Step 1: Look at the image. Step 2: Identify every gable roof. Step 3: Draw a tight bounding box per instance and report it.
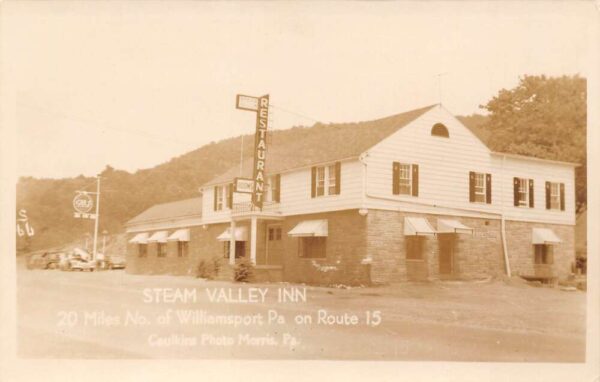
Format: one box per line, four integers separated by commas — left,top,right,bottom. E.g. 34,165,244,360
204,104,438,186
127,197,202,225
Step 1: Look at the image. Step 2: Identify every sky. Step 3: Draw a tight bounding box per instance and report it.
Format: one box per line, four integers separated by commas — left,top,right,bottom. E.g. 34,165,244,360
2,1,595,179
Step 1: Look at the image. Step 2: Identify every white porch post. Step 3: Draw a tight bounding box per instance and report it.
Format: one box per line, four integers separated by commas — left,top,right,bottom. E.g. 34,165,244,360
229,220,236,265
250,216,257,265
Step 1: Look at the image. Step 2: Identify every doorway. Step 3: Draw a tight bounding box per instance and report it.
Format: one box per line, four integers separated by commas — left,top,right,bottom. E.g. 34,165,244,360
265,224,283,265
438,233,456,276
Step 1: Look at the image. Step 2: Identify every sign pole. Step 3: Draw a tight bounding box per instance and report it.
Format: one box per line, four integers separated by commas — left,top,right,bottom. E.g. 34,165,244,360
92,176,101,263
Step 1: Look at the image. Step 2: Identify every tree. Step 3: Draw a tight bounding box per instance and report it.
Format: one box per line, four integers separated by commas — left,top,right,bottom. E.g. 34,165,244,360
480,75,586,210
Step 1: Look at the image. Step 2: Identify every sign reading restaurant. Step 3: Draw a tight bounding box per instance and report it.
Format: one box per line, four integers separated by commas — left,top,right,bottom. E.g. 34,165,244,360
236,94,270,209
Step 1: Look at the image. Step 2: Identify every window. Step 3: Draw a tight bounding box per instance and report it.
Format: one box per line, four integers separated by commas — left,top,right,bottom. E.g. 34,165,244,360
214,185,225,211
473,173,486,203
266,175,280,202
398,164,412,195
223,241,245,259
156,243,166,257
431,123,449,138
406,236,424,260
392,162,419,196
312,163,340,197
138,244,147,257
550,183,560,210
298,237,326,258
534,244,553,265
268,227,282,241
517,178,529,206
177,241,188,257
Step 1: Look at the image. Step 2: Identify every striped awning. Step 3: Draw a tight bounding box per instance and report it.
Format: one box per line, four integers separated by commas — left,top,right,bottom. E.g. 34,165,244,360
437,219,473,235
404,217,436,236
288,220,328,237
129,232,149,244
147,231,168,243
532,228,562,245
217,227,248,241
168,229,190,242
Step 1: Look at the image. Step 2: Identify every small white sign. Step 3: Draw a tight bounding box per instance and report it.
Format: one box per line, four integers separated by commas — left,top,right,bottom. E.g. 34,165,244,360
236,95,259,111
234,177,254,194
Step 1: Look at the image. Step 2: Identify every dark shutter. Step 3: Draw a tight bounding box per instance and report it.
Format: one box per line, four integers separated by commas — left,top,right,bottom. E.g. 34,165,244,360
528,179,534,208
392,162,400,195
513,177,519,207
213,186,218,211
411,164,419,197
485,173,492,204
227,183,233,209
560,183,565,211
310,167,317,198
545,181,551,210
335,161,341,195
468,171,475,202
273,174,281,202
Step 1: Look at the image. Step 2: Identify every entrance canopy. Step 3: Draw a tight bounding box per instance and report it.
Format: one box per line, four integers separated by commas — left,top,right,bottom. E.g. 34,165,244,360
532,228,562,245
129,232,149,244
404,217,436,236
288,219,328,237
217,227,248,241
437,219,474,235
147,231,168,243
168,229,190,242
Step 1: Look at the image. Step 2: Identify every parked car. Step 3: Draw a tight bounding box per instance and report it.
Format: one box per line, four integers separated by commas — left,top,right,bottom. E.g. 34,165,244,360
27,251,63,270
106,254,126,270
59,248,96,272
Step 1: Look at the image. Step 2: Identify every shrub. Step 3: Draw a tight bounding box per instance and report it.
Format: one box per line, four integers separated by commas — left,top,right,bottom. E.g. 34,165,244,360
234,259,255,282
196,259,216,279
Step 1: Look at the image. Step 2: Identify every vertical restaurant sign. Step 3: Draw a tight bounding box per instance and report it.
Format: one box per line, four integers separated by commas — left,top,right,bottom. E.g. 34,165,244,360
236,94,269,209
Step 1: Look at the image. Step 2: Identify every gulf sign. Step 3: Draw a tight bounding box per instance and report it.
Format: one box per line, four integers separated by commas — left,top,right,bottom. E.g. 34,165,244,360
236,94,269,209
73,192,94,213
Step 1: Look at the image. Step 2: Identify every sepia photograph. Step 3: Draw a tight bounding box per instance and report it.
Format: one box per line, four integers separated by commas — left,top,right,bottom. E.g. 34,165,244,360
1,1,598,381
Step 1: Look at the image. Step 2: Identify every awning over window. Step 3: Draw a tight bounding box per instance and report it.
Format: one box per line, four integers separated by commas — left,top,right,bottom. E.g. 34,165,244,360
404,217,436,236
288,219,328,237
129,232,149,244
168,229,190,242
437,219,474,235
532,228,562,245
217,227,248,241
147,231,168,243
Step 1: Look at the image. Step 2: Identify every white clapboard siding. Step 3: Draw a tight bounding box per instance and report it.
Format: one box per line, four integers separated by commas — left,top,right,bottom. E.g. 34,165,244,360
200,159,363,222
278,159,363,216
364,105,575,225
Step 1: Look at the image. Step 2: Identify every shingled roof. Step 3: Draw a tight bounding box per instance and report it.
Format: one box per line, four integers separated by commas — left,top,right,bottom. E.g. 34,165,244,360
204,104,438,186
127,197,202,225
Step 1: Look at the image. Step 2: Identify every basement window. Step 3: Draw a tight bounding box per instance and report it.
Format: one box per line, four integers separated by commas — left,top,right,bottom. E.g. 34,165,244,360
298,237,326,259
534,244,553,265
406,236,425,260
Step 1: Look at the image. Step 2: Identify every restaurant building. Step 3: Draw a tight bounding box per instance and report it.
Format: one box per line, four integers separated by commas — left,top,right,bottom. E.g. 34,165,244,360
126,104,577,285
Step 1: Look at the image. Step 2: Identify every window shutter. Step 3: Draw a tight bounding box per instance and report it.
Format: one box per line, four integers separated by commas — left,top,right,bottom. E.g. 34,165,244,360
513,177,519,207
545,181,551,210
274,174,281,202
335,161,341,195
310,167,317,198
393,162,400,195
213,186,218,211
411,164,419,197
560,183,565,211
469,171,475,202
227,183,233,209
485,174,492,204
528,179,534,208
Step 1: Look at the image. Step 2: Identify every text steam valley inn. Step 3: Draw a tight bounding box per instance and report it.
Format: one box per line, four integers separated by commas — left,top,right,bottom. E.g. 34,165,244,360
126,104,577,285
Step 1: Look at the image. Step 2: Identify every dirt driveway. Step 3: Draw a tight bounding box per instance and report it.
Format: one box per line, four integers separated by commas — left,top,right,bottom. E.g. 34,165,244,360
17,266,586,361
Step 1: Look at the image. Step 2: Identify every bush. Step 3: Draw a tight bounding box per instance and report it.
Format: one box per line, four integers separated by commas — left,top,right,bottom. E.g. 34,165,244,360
234,259,255,282
196,259,215,279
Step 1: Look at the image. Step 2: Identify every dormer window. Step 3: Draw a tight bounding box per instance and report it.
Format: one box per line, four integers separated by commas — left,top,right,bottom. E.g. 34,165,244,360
431,123,449,138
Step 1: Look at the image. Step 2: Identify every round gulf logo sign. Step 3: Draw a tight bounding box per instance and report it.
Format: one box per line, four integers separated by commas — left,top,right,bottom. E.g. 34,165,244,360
73,193,94,213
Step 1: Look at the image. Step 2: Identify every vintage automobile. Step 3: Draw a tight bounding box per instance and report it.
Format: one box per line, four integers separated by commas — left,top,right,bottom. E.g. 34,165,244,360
59,248,96,272
27,251,63,270
106,254,126,270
